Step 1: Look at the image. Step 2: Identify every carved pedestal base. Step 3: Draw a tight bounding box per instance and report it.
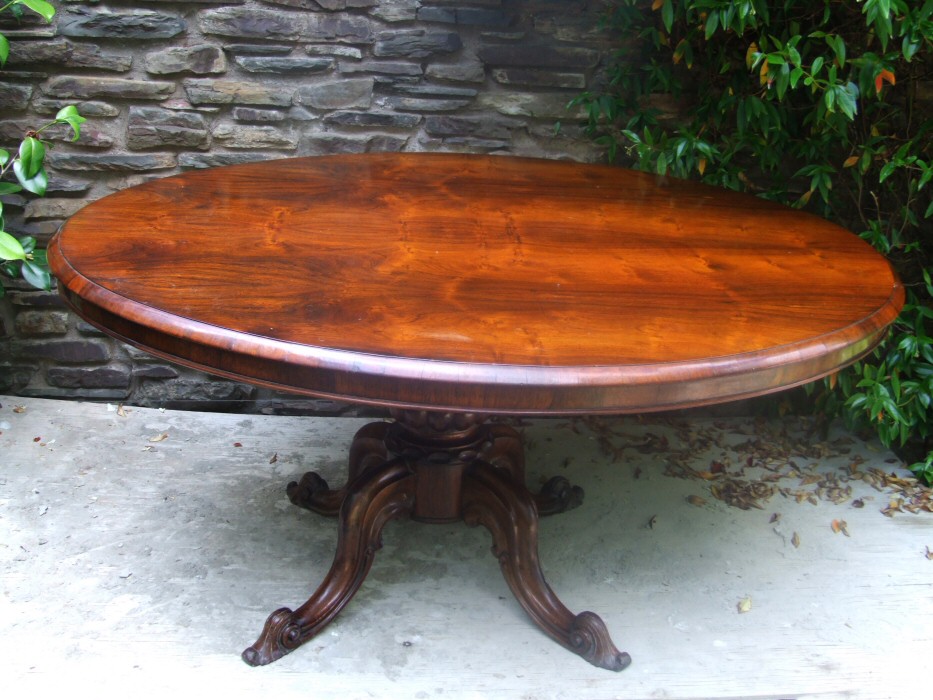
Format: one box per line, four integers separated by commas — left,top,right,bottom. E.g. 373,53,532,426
242,411,631,672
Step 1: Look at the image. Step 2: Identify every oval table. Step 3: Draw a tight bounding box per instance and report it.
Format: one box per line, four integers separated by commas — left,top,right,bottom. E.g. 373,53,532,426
48,153,903,672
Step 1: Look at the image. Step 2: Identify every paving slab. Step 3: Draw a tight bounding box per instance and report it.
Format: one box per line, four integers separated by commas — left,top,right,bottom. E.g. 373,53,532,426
1,396,930,700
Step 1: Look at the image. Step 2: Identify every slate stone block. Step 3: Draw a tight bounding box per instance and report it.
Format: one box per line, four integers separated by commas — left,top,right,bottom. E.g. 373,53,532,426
234,56,334,74
131,376,255,407
44,76,176,100
370,0,421,22
146,45,227,75
492,68,586,89
0,364,38,393
200,8,372,43
385,96,472,112
323,111,421,128
478,44,599,68
47,364,132,389
179,153,274,169
223,44,294,56
233,107,286,123
418,7,514,26
14,310,69,336
31,99,121,118
424,114,513,139
199,7,301,40
127,106,210,150
297,78,374,110
426,57,485,82
183,79,293,106
49,153,177,172
17,339,111,363
312,0,377,9
0,82,32,107
374,30,462,58
133,365,180,380
339,60,423,77
59,7,186,39
23,199,88,220
212,124,298,150
7,39,132,72
7,290,65,308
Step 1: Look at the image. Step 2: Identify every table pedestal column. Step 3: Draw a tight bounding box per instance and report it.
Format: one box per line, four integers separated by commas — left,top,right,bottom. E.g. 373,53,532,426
241,411,631,672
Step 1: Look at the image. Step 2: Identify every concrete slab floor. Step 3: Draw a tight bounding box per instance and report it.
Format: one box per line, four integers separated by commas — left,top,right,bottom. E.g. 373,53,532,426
1,396,930,700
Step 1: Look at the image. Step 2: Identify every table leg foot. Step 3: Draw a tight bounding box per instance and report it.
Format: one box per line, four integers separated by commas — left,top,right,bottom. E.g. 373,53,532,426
286,471,340,515
463,460,631,672
243,458,415,666
287,423,393,517
534,475,584,516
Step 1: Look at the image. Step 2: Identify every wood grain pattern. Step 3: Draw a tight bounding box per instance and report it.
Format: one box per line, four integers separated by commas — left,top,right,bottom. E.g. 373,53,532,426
48,153,903,413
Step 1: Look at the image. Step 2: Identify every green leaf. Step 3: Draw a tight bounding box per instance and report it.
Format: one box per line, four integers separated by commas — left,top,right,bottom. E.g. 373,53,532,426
661,0,674,34
832,35,846,67
18,136,46,179
879,160,897,183
902,36,919,61
0,230,27,262
811,56,824,75
0,33,9,68
19,235,36,255
835,83,858,120
54,105,86,141
21,259,51,291
12,161,48,196
0,182,23,195
705,11,720,40
17,0,56,23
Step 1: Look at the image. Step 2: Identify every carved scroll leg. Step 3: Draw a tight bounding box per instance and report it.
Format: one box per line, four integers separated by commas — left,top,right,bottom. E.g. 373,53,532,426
481,423,584,517
243,457,415,666
462,461,631,672
287,421,392,517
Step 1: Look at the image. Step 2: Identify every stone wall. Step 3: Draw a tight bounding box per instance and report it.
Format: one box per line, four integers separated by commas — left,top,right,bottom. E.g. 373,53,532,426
0,0,611,413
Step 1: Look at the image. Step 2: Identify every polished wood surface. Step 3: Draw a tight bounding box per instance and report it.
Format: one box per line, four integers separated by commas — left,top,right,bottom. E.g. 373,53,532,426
48,153,903,413
46,153,904,672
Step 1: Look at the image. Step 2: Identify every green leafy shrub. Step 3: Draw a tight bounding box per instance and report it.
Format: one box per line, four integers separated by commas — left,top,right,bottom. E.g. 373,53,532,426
574,0,932,482
0,0,84,296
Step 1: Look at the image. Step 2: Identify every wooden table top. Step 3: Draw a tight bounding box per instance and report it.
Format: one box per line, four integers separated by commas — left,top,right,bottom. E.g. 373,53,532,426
49,153,903,414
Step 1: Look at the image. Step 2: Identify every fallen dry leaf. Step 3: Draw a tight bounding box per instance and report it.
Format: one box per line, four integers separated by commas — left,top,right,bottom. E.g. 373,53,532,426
13,405,26,413
695,471,721,480
149,432,169,443
831,519,850,536
117,404,128,418
686,495,707,507
925,546,932,561
269,452,278,464
769,512,781,524
737,597,752,614
791,532,800,548
233,442,243,447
